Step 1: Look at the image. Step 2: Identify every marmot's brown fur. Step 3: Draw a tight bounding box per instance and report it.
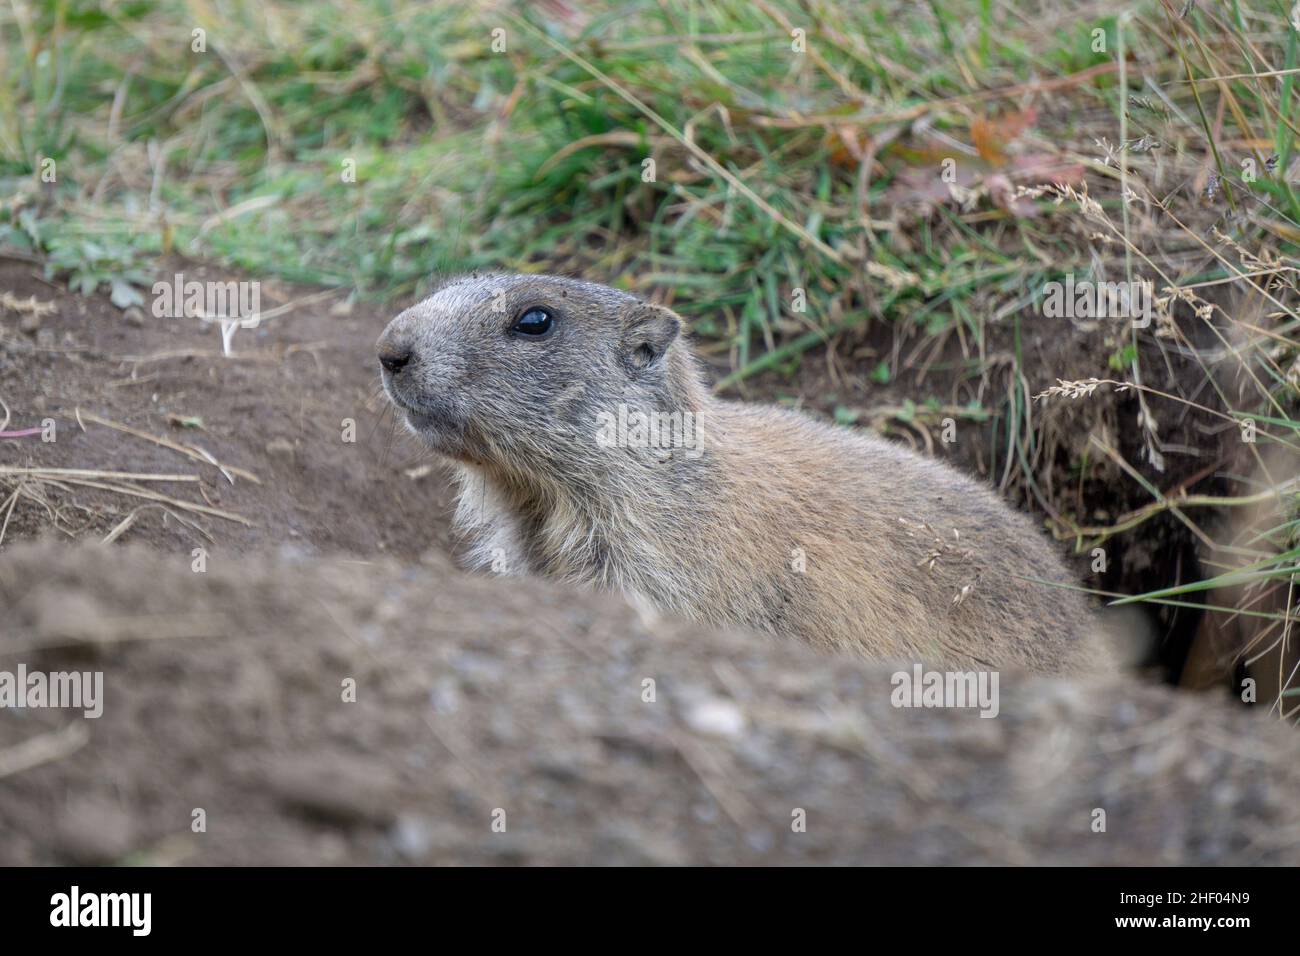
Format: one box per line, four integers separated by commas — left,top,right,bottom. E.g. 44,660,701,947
378,273,1109,673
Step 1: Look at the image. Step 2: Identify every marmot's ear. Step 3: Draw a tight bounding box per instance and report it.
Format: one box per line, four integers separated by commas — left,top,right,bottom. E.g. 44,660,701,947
621,303,681,370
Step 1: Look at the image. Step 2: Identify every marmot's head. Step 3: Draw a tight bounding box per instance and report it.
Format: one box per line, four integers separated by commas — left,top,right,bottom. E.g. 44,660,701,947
377,273,702,470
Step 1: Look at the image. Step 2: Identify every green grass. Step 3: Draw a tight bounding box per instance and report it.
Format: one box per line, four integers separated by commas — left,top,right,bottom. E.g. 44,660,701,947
3,1,1283,332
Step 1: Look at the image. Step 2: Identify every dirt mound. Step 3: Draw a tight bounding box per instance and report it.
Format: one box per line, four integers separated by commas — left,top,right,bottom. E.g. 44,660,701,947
1,540,1296,866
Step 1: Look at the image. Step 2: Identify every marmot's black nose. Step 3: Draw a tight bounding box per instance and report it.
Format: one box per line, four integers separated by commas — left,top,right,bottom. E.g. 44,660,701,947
378,346,412,373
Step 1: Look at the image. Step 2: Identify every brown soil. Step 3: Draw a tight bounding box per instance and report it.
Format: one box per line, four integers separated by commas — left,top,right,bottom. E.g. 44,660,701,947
0,258,450,559
1,259,1295,865
3,540,1298,866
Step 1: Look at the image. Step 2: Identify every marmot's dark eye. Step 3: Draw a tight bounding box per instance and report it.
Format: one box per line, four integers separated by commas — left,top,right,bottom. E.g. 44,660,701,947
510,307,555,339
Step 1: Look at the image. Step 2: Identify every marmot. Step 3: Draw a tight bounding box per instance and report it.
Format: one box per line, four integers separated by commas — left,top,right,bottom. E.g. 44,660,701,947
378,273,1108,673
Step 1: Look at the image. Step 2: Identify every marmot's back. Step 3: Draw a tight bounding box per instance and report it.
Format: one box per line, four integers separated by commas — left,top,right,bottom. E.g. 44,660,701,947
681,401,1103,672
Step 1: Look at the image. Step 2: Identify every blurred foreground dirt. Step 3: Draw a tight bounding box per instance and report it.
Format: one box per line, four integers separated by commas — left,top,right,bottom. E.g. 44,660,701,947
1,541,1295,865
